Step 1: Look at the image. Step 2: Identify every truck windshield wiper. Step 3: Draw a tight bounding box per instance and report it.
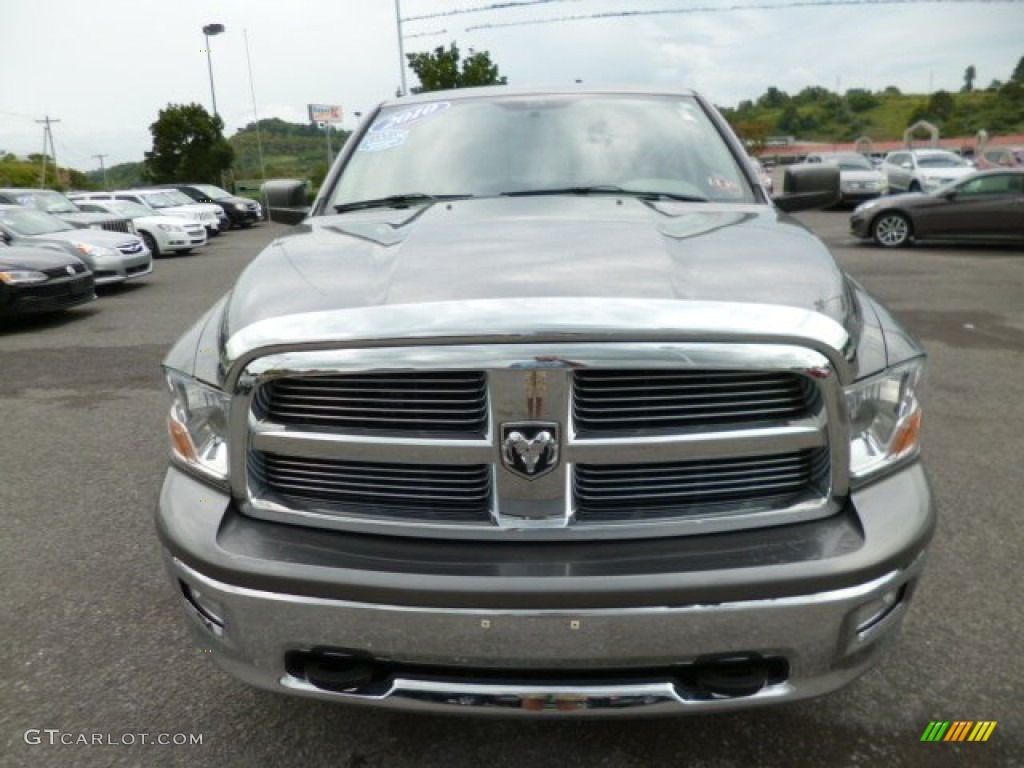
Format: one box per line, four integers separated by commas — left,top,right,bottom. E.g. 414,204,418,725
333,193,473,213
500,186,708,202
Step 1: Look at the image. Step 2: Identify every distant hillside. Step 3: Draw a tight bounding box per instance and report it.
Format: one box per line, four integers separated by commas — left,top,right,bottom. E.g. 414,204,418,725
721,78,1024,153
1,154,91,191
229,118,351,189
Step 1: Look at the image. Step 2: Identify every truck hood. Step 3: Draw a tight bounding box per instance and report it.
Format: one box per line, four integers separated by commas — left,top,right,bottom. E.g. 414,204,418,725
225,196,857,342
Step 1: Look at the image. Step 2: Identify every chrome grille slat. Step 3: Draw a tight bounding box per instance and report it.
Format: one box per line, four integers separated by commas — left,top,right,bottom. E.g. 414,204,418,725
256,451,491,521
574,370,815,432
574,449,828,520
260,372,488,435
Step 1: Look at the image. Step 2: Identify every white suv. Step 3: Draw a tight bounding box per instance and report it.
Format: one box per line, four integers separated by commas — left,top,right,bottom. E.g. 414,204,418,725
73,190,222,236
880,149,974,193
73,198,207,257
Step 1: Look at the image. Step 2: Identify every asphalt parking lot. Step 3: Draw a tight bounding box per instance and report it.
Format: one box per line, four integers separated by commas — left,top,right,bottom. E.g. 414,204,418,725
1,213,1021,768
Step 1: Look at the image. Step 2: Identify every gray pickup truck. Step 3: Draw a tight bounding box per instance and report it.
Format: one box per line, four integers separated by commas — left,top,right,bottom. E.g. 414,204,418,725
158,86,934,716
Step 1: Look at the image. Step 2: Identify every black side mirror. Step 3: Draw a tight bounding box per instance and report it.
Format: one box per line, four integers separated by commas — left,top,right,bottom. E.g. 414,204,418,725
263,180,311,225
774,165,841,213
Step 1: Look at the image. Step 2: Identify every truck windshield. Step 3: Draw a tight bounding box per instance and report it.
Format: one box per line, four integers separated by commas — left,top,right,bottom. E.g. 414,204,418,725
329,94,753,210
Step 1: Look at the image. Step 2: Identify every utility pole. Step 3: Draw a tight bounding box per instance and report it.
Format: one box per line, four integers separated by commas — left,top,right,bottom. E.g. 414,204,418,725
395,0,407,96
93,154,110,190
35,116,61,188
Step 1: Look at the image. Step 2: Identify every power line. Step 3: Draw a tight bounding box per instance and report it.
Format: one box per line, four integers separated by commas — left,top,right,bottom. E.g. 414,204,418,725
405,27,449,38
464,0,1024,31
403,0,582,22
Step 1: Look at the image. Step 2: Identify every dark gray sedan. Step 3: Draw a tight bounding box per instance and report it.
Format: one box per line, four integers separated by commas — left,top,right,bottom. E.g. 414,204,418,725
850,168,1024,247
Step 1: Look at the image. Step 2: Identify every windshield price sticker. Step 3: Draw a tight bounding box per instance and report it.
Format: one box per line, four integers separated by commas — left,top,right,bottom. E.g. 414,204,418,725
358,129,408,153
370,102,451,133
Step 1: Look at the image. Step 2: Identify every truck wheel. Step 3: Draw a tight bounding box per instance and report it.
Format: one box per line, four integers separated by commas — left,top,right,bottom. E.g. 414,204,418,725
141,231,160,258
872,212,913,248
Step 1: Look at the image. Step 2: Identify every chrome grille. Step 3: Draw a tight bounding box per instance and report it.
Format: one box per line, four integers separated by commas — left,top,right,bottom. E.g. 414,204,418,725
574,448,830,521
100,219,133,234
573,370,816,433
238,336,843,540
253,451,491,521
257,372,488,436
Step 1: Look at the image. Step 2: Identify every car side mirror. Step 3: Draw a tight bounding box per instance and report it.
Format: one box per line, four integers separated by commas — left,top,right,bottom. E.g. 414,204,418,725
263,180,311,225
774,165,840,213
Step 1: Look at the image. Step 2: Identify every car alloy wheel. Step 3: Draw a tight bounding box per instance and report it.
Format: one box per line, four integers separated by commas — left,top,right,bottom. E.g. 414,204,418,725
872,212,912,248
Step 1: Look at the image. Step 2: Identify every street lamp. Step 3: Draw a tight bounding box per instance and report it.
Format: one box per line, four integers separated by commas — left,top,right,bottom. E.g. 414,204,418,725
202,23,225,117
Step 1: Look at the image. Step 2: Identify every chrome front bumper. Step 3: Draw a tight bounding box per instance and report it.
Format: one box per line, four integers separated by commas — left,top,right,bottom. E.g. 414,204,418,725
166,548,926,716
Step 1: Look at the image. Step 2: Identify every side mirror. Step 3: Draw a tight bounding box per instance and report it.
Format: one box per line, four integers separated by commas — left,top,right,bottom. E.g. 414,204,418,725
774,165,840,213
263,180,311,225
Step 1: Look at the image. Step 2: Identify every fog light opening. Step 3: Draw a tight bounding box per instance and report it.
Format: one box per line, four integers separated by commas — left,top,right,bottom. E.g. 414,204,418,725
180,580,225,635
854,584,907,635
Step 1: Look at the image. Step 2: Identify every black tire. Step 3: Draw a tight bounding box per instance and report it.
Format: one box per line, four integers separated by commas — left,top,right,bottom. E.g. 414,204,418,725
140,231,160,258
909,180,922,192
871,212,913,248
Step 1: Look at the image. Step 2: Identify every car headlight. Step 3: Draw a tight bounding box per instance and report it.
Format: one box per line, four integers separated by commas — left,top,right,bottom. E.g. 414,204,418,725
854,199,880,214
846,358,925,483
234,203,248,211
0,269,48,284
157,223,186,233
72,242,116,257
165,369,231,486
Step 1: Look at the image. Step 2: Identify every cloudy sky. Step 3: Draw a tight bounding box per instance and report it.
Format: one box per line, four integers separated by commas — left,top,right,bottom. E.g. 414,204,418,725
2,0,1022,171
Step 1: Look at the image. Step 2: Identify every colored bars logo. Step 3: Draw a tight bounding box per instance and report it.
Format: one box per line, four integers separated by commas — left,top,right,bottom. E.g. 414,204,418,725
921,721,997,742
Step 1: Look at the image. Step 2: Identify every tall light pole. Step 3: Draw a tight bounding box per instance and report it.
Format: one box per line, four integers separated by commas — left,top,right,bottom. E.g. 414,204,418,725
202,23,225,117
394,0,407,96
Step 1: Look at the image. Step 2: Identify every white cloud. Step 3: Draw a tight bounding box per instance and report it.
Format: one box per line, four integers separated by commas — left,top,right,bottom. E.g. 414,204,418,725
2,0,1022,169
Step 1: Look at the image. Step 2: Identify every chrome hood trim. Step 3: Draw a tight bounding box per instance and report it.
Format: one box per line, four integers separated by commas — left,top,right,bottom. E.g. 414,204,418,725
222,298,853,390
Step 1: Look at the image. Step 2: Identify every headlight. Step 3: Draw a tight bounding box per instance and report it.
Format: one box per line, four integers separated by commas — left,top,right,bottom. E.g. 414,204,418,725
846,358,925,483
165,369,231,486
72,242,115,257
0,269,48,284
157,223,185,233
234,203,248,211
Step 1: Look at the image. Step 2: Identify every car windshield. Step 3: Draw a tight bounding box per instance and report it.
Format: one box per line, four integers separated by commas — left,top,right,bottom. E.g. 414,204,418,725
0,206,75,235
329,94,753,209
104,201,153,218
162,190,197,206
831,155,873,171
191,184,231,199
917,153,967,168
139,192,188,209
17,190,80,214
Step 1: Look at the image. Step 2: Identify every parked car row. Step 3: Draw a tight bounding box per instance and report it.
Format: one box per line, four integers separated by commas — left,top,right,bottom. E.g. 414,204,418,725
0,182,262,318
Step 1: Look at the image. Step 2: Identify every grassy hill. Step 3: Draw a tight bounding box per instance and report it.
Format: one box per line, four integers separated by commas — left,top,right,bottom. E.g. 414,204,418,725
721,80,1024,152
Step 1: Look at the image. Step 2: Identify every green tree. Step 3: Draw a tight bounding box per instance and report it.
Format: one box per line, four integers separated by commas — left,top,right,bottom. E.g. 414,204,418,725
756,86,790,109
406,42,507,93
927,90,956,121
1011,55,1024,83
844,88,878,112
962,65,976,93
143,103,234,184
